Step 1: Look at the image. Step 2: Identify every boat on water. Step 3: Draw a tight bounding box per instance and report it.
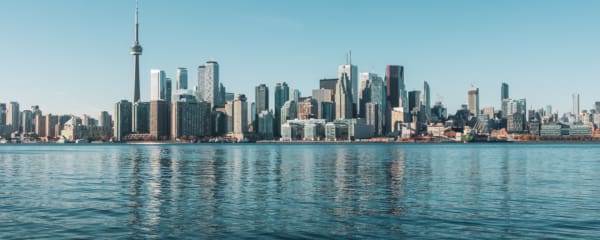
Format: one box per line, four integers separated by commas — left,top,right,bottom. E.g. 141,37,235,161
75,139,89,144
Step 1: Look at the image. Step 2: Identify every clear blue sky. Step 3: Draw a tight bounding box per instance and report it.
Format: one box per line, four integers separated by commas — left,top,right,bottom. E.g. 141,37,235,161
1,0,599,117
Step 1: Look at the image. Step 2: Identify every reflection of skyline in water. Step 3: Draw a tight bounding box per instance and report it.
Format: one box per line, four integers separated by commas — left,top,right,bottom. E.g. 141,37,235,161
1,144,600,239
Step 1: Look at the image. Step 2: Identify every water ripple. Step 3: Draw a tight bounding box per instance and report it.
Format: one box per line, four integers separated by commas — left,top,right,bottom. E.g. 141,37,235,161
1,143,600,239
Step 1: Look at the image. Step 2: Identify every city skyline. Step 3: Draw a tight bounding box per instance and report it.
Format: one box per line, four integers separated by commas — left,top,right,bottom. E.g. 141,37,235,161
1,1,600,116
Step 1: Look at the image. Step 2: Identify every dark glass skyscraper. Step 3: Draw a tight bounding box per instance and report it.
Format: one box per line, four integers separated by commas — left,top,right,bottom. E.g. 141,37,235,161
130,0,143,103
385,65,404,133
114,100,132,141
255,84,269,133
274,82,289,137
386,65,404,108
501,82,509,101
255,84,269,113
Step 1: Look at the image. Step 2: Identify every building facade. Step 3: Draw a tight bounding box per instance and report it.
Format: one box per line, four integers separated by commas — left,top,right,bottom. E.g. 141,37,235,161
114,100,132,141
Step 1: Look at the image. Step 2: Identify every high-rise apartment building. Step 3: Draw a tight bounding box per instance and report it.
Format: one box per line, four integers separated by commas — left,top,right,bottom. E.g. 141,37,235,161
133,102,149,133
422,81,431,121
45,114,58,139
573,93,580,122
199,61,220,108
233,94,248,137
274,82,289,137
176,67,188,90
224,101,234,133
0,103,6,126
166,78,172,102
258,110,274,139
467,87,479,117
150,100,170,140
298,98,318,120
255,84,269,115
365,102,380,136
7,102,20,131
312,89,333,119
280,100,297,126
171,100,211,140
35,115,46,137
114,100,132,141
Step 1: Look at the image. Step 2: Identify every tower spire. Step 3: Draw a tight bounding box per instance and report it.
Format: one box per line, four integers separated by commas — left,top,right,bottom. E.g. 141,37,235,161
135,0,139,44
131,0,143,103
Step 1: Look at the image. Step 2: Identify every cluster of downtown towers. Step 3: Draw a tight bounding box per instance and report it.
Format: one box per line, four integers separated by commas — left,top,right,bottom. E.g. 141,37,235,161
114,59,420,141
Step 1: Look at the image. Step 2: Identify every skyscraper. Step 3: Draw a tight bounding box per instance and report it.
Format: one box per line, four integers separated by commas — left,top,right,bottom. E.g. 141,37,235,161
386,65,404,133
166,78,172,102
274,82,289,137
467,87,480,117
150,69,167,101
370,76,386,136
7,101,20,130
176,67,188,90
45,114,58,139
114,100,132,141
255,84,269,132
258,110,274,139
132,101,149,133
21,110,34,133
298,98,318,120
35,114,46,137
319,78,337,97
408,90,421,114
99,111,112,128
199,61,220,108
358,72,375,118
338,63,358,116
336,73,353,119
501,82,509,101
171,100,211,140
0,103,6,126
422,81,431,121
365,102,379,136
280,100,297,125
131,0,143,103
573,93,580,122
386,65,405,110
150,100,170,140
233,94,248,137
255,84,269,113
196,65,205,101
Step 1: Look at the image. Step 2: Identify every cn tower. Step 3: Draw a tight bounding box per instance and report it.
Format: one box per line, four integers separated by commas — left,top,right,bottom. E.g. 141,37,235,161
130,0,143,103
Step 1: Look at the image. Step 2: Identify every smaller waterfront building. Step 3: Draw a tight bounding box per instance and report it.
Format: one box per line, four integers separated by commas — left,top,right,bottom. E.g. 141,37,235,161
258,110,274,139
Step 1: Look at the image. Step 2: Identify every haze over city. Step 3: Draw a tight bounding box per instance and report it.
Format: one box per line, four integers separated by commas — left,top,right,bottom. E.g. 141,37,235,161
1,0,599,116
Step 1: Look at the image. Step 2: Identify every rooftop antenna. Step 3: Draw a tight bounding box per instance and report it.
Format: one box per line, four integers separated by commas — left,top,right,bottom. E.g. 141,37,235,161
345,52,349,65
349,50,352,65
135,0,139,44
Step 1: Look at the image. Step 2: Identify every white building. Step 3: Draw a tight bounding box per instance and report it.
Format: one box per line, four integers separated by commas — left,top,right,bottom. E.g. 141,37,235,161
233,94,248,138
150,69,167,101
199,61,219,108
338,63,358,111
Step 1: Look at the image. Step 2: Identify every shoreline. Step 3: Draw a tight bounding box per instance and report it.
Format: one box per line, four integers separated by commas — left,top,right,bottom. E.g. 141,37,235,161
3,140,600,145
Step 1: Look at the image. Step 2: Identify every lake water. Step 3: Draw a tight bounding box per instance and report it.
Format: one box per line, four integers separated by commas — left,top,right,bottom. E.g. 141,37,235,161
1,143,599,239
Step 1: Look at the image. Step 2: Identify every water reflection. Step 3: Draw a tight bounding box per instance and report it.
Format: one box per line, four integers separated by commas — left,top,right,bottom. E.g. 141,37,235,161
1,144,600,239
